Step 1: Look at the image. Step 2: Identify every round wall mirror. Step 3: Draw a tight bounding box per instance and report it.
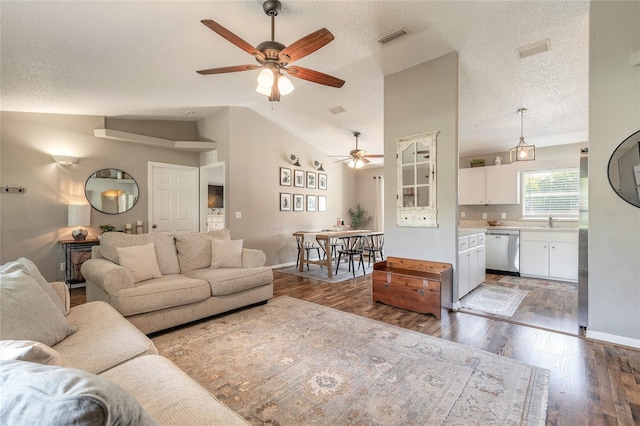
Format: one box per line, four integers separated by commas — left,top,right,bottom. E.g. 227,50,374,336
607,129,640,208
85,168,140,214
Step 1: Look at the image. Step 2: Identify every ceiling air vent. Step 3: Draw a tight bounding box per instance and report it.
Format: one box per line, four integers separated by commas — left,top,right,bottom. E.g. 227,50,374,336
517,39,550,59
377,29,408,45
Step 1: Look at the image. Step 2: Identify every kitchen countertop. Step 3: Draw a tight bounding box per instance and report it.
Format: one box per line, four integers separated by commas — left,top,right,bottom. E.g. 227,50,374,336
458,228,487,237
460,225,578,233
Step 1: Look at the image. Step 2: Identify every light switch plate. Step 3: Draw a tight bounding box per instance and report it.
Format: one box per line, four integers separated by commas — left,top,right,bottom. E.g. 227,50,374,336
482,213,487,219
460,211,466,218
501,212,507,219
235,212,242,219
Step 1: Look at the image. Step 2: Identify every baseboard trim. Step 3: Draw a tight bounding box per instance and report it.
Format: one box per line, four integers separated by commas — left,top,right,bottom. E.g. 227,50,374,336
586,330,640,349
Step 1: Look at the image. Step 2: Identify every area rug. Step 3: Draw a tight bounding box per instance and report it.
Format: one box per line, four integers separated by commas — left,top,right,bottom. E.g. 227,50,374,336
499,275,578,292
154,296,549,425
460,284,529,317
279,263,373,283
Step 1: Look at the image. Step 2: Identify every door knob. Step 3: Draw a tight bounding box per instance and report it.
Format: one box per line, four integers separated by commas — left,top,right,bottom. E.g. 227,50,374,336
152,224,157,229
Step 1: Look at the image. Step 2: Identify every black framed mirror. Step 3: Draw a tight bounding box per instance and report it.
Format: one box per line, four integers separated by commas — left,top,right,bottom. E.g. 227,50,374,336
85,168,139,214
607,129,640,208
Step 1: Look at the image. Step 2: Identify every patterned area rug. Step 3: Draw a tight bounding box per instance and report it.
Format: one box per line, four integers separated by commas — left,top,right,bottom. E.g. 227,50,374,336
460,284,529,317
279,263,373,283
154,296,549,425
499,275,578,292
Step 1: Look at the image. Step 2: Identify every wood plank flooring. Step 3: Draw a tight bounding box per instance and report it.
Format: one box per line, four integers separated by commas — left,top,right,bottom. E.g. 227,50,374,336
71,271,640,425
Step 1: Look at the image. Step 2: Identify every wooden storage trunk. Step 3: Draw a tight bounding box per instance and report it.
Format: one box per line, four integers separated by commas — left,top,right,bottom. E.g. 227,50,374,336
372,257,453,318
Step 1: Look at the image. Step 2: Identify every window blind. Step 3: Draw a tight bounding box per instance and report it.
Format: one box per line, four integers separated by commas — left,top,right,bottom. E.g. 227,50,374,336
522,168,580,218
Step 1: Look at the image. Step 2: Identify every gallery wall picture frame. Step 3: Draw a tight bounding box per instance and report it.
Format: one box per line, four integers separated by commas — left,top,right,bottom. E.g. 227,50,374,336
306,194,316,211
318,195,327,212
293,194,304,211
280,167,291,186
318,173,327,190
280,193,291,211
306,171,316,189
293,169,305,188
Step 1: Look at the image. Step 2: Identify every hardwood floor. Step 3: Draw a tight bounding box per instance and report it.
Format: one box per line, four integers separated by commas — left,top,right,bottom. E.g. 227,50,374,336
71,271,640,425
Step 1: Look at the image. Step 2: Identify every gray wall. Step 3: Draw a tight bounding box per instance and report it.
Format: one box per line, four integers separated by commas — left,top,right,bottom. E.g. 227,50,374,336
197,107,356,266
383,52,459,282
0,112,199,281
588,1,640,345
354,167,384,230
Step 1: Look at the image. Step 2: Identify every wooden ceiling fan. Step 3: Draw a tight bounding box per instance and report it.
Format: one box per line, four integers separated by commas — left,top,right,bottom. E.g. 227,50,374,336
196,0,345,102
331,132,383,169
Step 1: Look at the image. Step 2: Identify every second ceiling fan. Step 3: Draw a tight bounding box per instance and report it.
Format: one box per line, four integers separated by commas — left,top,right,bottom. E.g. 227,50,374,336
196,0,345,102
331,132,384,169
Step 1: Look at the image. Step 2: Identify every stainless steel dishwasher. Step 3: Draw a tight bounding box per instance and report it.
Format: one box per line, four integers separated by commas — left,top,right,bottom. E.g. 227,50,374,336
485,229,520,274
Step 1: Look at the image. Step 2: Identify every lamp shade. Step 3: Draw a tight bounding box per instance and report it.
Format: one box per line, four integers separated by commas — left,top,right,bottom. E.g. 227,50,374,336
68,204,91,226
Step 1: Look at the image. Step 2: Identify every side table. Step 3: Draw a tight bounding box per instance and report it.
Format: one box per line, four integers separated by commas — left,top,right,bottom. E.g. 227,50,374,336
58,238,100,287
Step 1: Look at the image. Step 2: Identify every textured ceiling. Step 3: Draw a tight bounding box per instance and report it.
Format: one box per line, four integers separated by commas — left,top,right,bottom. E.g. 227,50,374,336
0,1,590,165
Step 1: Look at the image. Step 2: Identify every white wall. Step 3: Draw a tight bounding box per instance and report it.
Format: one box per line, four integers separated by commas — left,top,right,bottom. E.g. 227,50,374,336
588,1,640,346
383,52,459,284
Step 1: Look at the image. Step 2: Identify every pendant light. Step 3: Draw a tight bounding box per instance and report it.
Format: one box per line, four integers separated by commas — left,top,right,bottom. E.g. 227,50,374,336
509,108,535,162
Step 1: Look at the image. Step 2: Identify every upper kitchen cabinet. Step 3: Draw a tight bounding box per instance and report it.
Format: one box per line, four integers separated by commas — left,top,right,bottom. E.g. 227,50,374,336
459,164,520,205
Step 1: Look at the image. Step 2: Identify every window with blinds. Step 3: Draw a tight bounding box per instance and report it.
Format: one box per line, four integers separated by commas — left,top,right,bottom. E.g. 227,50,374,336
522,168,580,218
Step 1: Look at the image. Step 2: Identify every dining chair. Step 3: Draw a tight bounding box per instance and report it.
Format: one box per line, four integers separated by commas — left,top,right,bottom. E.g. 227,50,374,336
295,235,324,270
335,235,365,278
364,233,384,266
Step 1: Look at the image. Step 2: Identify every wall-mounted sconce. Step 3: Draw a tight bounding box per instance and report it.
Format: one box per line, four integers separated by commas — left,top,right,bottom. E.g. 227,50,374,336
52,155,79,166
68,204,91,240
313,160,325,171
289,154,301,167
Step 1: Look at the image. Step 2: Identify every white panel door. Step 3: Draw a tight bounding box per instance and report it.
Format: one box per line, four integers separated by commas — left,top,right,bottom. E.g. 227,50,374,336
549,242,579,281
148,162,199,233
458,167,485,205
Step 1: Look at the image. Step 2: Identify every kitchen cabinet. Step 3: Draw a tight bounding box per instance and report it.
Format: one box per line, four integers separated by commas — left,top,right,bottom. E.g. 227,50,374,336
520,231,578,282
458,164,520,205
457,232,486,299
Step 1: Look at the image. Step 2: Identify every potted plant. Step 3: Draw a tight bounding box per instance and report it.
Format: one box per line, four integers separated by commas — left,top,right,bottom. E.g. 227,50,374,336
348,204,372,230
99,224,116,234
469,158,486,168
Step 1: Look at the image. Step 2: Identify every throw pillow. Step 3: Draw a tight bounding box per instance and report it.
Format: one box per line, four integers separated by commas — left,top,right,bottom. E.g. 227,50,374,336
175,229,231,272
100,232,180,275
16,257,67,315
211,239,243,269
0,270,77,347
0,340,70,367
0,360,158,425
116,243,162,283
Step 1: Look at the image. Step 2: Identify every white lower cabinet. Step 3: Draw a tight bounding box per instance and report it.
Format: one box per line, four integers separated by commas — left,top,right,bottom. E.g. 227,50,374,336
520,231,578,282
458,233,486,299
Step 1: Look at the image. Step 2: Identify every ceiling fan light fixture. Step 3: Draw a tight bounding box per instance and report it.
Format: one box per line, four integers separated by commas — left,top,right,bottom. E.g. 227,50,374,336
278,74,294,95
256,83,272,96
257,68,275,88
348,159,364,169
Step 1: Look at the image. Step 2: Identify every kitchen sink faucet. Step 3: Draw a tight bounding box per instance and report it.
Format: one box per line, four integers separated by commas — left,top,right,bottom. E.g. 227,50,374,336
548,215,554,228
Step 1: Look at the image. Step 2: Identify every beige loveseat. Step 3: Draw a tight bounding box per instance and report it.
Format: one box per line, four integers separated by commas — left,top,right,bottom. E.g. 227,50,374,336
0,257,248,425
82,229,274,334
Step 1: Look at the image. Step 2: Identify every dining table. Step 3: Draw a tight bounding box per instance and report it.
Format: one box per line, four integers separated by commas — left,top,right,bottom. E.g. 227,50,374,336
292,229,376,278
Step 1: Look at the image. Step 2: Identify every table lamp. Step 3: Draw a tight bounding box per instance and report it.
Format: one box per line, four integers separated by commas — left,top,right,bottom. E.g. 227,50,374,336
68,204,91,240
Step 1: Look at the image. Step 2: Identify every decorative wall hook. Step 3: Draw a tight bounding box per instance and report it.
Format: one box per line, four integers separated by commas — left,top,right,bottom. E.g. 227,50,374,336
2,186,26,194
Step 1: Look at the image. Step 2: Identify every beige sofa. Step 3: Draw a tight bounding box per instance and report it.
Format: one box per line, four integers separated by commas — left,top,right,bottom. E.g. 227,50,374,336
0,257,248,425
82,229,274,334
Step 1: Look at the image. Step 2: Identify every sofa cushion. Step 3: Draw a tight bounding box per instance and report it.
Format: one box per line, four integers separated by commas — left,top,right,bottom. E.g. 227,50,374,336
175,229,231,272
116,243,163,283
0,360,158,426
110,275,211,317
100,355,248,425
0,340,70,367
100,232,180,275
0,270,77,347
1,259,66,314
54,301,157,374
211,239,243,269
183,266,273,296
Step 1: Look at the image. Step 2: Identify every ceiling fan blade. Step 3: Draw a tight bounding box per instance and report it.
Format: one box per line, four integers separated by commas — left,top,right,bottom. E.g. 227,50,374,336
197,65,261,75
364,154,384,158
360,157,371,164
286,66,345,88
279,28,334,63
333,157,350,163
201,20,265,61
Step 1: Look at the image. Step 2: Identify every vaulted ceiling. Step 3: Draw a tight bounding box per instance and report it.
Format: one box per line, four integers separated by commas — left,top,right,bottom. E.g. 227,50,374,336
0,1,589,166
